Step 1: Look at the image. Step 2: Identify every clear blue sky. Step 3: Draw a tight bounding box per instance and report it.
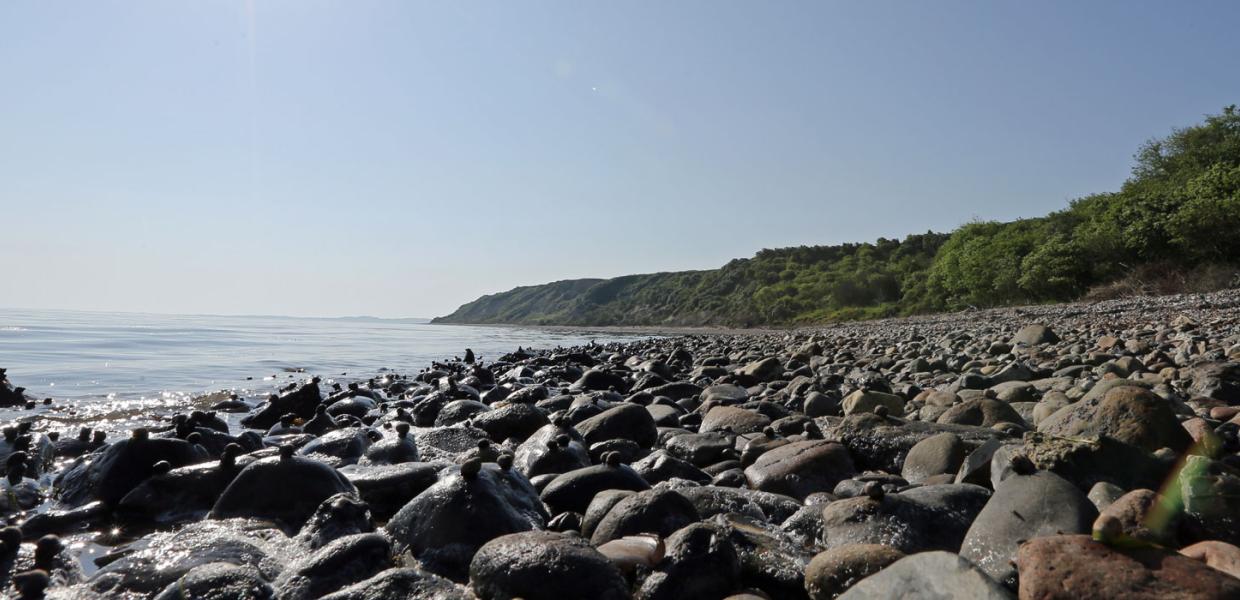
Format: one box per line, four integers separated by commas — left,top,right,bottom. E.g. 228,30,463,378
2,1,1237,318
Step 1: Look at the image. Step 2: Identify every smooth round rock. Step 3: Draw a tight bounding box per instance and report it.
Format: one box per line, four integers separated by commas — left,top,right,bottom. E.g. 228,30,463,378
804,544,905,600
743,440,856,501
900,432,968,484
590,488,700,545
1017,534,1240,599
636,522,741,600
209,455,358,528
469,530,627,600
384,466,547,581
1037,384,1191,453
835,551,1012,599
960,470,1097,587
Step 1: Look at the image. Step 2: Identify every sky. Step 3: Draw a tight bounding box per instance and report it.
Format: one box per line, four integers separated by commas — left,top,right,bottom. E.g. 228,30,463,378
2,1,1238,318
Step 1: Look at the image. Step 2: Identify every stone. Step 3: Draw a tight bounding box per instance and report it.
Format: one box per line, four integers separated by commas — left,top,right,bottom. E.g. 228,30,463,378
937,398,1026,429
317,568,471,600
700,406,772,434
469,531,628,600
901,432,968,484
590,487,700,545
960,470,1097,587
384,465,547,581
541,463,651,515
1087,481,1126,512
738,357,784,382
841,390,905,417
152,563,274,600
718,514,815,599
576,404,658,448
1093,489,1178,547
1016,534,1240,599
804,392,841,418
1187,362,1240,404
635,522,741,600
702,384,750,404
743,440,857,500
210,453,358,529
821,484,990,554
274,533,392,600
835,551,1013,599
804,544,905,600
1037,384,1191,453
1013,324,1059,346
597,534,664,576
1180,540,1240,580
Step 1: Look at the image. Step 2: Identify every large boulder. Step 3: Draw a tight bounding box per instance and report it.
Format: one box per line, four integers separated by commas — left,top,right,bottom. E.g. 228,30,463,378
937,398,1026,429
56,432,210,507
700,406,771,434
827,413,1000,473
384,465,547,581
1016,535,1240,599
631,450,710,485
241,380,323,431
737,357,784,382
680,485,801,524
469,531,628,600
1093,489,1178,547
152,563,274,600
1012,324,1059,346
340,462,441,521
635,521,742,600
318,568,471,600
718,513,816,599
804,544,905,600
1037,384,1191,453
590,487,700,545
1187,362,1240,404
513,424,590,477
821,484,990,554
87,520,287,596
1019,433,1171,492
576,404,658,448
960,470,1097,587
469,403,549,442
540,462,651,515
841,390,905,417
702,384,750,404
210,449,358,529
835,551,1013,599
117,456,244,524
273,533,393,600
900,432,968,484
570,369,629,393
744,440,856,500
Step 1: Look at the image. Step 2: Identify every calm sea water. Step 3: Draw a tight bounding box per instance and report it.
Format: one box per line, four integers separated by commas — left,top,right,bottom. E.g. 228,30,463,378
0,308,652,434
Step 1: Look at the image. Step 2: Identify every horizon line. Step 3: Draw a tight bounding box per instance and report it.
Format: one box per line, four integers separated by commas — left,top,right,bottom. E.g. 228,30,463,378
0,306,432,323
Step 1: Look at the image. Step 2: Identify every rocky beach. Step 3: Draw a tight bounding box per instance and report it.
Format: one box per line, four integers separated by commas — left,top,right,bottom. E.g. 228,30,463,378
1,289,1239,599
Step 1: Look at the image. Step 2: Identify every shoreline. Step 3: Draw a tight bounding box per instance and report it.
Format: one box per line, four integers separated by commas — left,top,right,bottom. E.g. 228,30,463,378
0,287,1237,597
433,286,1240,336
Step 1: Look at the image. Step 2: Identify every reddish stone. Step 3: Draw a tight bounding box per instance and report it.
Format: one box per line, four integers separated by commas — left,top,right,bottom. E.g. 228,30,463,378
1016,535,1240,600
1180,540,1240,580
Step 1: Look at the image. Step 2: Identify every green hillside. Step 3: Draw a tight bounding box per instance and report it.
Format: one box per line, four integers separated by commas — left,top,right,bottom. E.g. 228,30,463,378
434,106,1240,327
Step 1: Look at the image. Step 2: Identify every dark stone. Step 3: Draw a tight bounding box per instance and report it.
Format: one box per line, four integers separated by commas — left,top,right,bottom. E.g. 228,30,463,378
469,531,628,600
590,487,700,545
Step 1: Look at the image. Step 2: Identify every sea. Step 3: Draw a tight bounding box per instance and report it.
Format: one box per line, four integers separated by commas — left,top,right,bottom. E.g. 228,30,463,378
0,308,654,435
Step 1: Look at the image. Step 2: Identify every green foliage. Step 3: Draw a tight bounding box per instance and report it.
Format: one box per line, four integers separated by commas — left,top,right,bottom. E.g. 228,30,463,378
435,106,1240,326
1167,163,1240,262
